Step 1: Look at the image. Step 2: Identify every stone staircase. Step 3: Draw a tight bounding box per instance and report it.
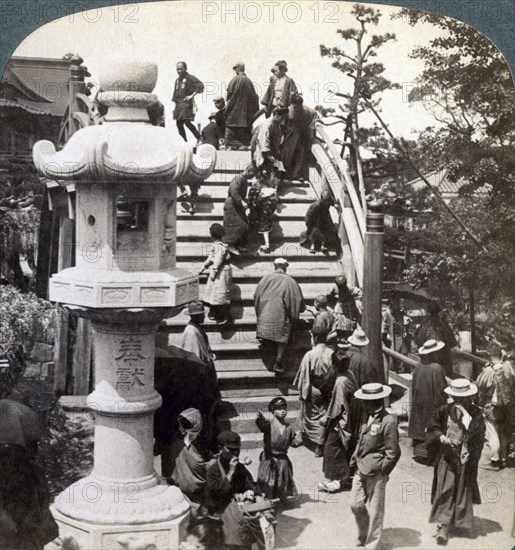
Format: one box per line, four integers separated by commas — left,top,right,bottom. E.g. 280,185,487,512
160,151,344,448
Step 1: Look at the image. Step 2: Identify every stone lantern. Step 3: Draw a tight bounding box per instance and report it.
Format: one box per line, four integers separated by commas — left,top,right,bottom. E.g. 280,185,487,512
33,59,216,549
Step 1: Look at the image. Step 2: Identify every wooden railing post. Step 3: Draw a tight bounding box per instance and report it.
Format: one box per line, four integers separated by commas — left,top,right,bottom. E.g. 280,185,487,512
362,201,385,384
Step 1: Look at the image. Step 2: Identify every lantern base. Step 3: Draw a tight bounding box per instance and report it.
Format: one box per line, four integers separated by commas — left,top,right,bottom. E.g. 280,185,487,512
48,491,190,549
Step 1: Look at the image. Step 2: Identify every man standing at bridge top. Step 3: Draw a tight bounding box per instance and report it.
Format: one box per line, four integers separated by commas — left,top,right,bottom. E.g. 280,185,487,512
172,61,204,143
224,62,259,150
254,258,305,375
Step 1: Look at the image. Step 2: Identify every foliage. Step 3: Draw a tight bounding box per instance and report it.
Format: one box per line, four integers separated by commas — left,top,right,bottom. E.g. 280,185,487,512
381,9,515,346
0,285,57,394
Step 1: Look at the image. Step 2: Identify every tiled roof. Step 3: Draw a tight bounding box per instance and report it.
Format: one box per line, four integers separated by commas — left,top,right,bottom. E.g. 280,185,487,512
0,98,53,115
407,169,490,195
1,56,70,117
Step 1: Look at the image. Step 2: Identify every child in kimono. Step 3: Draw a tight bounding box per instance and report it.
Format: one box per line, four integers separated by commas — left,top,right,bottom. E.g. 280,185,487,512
199,223,233,326
256,397,302,502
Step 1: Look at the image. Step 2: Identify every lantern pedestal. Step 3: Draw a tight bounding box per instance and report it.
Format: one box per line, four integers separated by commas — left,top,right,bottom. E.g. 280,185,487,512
51,308,189,549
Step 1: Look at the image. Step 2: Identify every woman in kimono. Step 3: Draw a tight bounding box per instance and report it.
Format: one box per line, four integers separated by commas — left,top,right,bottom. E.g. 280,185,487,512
319,350,358,493
200,223,233,326
247,172,279,254
164,408,212,517
255,396,302,502
223,165,256,254
427,379,485,545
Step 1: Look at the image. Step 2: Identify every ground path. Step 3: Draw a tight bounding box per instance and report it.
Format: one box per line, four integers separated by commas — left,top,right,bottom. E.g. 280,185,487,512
240,435,514,549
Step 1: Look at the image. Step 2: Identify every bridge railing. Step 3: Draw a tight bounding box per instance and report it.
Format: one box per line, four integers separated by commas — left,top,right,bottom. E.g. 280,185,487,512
311,122,365,286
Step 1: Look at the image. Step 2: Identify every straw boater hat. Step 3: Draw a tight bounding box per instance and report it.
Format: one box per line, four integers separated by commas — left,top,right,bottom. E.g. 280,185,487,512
184,300,206,316
444,378,478,398
354,383,392,400
418,339,445,355
348,328,370,347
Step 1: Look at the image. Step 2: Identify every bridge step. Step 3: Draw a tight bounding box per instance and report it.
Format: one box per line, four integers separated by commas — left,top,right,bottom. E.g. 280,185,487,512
177,202,306,219
186,182,315,201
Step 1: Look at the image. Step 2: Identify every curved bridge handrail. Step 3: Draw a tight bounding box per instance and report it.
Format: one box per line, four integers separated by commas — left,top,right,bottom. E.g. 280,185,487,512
311,123,365,285
314,123,366,236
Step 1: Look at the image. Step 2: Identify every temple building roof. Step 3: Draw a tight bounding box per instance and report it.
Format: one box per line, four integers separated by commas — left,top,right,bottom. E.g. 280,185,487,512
1,56,71,117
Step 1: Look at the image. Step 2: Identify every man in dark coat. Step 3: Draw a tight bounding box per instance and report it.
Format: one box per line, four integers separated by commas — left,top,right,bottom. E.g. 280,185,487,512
348,328,376,386
414,302,458,377
172,61,204,142
261,60,298,117
201,112,222,149
300,189,338,254
225,62,259,150
282,93,319,181
408,340,448,462
254,257,305,374
222,165,257,253
213,96,226,136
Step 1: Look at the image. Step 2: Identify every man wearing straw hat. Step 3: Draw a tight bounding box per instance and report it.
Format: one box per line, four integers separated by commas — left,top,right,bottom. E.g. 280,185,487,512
409,339,448,463
348,328,376,387
350,383,400,549
426,379,485,545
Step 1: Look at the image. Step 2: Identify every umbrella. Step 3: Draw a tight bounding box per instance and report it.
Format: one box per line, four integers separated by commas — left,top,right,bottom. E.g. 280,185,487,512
383,283,435,304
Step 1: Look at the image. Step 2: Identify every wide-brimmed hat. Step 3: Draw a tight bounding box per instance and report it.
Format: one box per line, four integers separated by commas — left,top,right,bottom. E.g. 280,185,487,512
185,300,206,316
354,383,392,400
348,328,369,347
268,396,287,412
273,257,289,266
336,340,351,350
419,339,445,355
444,378,478,398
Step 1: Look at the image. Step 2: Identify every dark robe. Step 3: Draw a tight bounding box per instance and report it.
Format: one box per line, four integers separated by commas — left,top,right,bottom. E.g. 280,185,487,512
348,347,376,386
300,200,338,249
254,270,305,343
223,174,249,246
216,108,226,135
225,73,259,148
201,121,221,149
282,103,318,180
427,403,485,530
408,361,448,441
323,372,358,481
172,72,204,120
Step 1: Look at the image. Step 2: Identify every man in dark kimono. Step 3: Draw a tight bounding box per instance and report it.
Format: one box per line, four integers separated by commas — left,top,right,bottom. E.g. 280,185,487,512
213,96,226,136
254,258,305,375
282,93,319,181
348,328,376,386
409,339,448,463
172,61,204,142
300,189,338,254
427,379,485,545
414,302,458,377
201,112,222,149
223,165,257,254
225,62,259,150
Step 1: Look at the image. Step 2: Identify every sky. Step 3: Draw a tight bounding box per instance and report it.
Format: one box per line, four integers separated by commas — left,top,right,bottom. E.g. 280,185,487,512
13,0,449,144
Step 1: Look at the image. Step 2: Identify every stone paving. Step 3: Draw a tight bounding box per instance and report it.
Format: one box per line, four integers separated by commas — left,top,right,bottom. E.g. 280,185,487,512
239,436,515,550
